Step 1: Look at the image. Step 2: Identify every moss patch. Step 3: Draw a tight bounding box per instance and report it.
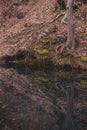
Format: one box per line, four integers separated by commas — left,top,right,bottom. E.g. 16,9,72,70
80,56,87,62
34,76,49,83
34,46,49,59
36,49,49,55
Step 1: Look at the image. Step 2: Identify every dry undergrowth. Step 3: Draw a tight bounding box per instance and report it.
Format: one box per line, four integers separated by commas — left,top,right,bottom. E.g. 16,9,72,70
0,0,87,68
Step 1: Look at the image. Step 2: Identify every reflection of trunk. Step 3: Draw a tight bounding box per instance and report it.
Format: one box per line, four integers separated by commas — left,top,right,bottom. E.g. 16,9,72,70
62,85,77,130
66,0,75,49
65,85,74,130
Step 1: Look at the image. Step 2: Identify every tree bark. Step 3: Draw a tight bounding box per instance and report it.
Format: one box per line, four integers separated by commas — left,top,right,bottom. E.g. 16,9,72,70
66,0,75,49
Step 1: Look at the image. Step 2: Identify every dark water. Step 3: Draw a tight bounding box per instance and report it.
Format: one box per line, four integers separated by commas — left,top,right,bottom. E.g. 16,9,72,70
0,65,87,130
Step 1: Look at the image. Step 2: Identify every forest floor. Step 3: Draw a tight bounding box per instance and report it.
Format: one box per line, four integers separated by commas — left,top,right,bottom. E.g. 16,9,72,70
0,1,87,129
0,0,87,68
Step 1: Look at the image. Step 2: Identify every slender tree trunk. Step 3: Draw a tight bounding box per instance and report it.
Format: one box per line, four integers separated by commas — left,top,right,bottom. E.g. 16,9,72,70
66,0,75,49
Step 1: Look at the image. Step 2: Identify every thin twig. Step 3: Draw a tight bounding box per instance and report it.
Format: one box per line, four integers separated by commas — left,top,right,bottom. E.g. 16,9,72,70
50,12,65,23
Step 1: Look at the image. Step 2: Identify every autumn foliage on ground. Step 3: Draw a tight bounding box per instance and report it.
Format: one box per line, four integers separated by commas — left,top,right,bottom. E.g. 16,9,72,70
0,0,87,68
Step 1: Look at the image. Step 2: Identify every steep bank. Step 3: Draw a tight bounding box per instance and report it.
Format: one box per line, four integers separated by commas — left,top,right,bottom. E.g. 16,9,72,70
0,0,87,69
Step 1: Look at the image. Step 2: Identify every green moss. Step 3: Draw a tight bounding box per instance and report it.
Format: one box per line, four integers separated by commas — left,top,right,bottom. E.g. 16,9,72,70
33,45,50,60
80,56,87,62
80,79,87,85
34,45,39,51
34,46,49,56
35,76,49,83
37,49,49,55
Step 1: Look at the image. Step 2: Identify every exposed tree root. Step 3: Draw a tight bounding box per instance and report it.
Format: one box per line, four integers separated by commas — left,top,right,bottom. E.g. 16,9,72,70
50,12,65,23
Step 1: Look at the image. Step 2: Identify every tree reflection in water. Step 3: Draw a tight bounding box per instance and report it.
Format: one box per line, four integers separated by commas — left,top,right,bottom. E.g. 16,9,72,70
62,85,77,130
0,64,87,130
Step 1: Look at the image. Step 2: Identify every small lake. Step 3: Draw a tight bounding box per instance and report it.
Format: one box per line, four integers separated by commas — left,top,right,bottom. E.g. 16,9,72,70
0,64,87,130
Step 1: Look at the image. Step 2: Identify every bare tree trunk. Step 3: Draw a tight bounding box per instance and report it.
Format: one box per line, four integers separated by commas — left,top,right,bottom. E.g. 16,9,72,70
66,0,75,49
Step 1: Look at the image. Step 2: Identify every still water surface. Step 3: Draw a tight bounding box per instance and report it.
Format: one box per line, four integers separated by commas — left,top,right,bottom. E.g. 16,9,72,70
0,65,87,130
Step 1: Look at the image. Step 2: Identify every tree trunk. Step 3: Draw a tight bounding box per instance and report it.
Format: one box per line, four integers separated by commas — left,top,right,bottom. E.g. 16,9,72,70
66,0,75,49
